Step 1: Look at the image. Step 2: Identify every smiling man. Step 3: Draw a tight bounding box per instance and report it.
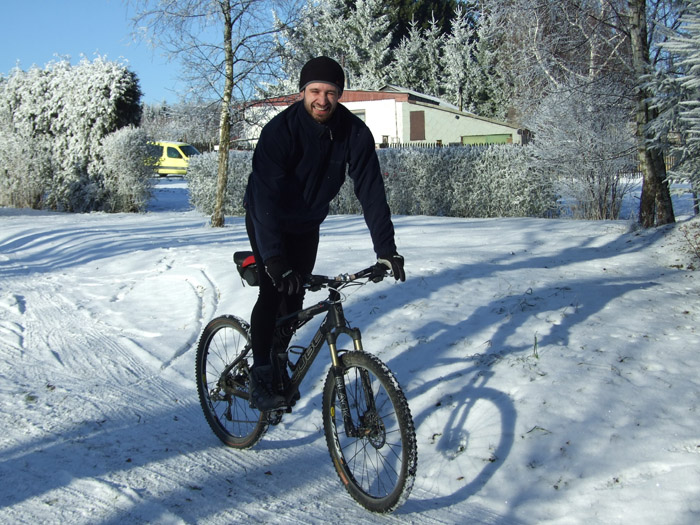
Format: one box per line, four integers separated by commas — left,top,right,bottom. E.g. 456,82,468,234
243,56,405,411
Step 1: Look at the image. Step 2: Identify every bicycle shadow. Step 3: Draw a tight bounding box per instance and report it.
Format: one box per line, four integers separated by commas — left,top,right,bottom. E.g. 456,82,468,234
400,370,516,514
329,219,671,516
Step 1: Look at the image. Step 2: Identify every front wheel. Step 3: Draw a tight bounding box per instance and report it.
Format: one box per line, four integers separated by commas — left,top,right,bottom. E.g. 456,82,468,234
195,315,267,448
322,351,417,513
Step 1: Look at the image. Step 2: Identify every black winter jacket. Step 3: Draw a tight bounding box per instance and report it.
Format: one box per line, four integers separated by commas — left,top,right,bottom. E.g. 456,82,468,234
244,100,396,262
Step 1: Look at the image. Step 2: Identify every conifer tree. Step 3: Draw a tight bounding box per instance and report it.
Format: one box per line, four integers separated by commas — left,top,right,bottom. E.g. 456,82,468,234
441,5,477,110
651,0,700,213
389,18,426,89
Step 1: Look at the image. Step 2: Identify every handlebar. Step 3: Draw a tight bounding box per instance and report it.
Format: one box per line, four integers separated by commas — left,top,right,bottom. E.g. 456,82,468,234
305,262,389,291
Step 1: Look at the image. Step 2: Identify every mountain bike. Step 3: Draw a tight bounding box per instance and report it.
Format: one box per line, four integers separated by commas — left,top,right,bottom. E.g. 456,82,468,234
195,252,418,513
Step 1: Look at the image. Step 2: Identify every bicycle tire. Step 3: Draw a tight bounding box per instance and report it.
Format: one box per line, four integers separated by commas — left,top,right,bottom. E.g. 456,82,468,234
322,351,418,513
195,315,267,448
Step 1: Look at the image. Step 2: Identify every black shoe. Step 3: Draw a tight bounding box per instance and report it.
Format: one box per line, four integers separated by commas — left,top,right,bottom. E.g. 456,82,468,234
249,365,285,411
276,364,301,405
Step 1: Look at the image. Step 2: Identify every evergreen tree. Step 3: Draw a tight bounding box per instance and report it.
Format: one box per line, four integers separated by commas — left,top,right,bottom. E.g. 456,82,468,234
651,0,700,212
389,18,427,89
421,14,445,97
274,0,393,92
441,5,478,110
383,0,458,48
343,0,393,89
471,9,511,120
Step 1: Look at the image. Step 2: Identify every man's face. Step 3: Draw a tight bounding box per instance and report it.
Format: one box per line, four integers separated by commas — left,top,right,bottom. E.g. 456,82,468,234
302,82,339,124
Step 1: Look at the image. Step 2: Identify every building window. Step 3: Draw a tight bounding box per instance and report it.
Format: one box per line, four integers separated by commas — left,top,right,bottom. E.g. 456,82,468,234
352,110,366,122
410,111,425,141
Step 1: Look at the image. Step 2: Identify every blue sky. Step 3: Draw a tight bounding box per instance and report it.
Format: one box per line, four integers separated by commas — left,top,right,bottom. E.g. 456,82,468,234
1,0,181,104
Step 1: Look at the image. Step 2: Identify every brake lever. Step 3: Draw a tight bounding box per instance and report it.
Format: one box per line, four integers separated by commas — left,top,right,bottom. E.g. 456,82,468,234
370,262,389,283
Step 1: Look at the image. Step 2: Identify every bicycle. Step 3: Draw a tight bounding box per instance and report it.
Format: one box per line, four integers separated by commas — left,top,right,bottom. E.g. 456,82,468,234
195,251,418,513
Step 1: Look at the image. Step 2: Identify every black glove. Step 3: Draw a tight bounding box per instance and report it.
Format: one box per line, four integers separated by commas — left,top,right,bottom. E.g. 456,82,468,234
378,252,406,282
265,256,303,295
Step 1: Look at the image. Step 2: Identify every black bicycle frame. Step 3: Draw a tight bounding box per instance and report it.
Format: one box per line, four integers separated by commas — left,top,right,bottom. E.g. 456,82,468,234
274,288,366,437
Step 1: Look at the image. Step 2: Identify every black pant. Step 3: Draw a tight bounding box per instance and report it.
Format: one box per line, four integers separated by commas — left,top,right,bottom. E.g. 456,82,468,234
245,212,319,367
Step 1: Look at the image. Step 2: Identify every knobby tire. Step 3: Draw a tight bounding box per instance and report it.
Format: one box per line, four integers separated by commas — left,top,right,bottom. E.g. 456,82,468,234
195,315,267,448
322,351,418,513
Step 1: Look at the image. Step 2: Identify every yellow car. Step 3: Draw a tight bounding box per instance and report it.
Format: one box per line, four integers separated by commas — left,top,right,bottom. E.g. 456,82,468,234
148,141,200,176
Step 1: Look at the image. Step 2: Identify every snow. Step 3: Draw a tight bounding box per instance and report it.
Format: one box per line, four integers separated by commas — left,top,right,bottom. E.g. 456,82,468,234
1,178,699,524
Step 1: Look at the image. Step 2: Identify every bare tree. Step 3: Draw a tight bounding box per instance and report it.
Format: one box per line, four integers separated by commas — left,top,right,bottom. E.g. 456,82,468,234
129,0,299,226
488,0,680,226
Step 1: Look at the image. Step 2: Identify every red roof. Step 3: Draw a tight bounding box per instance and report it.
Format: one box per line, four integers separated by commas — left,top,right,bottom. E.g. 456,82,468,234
251,90,412,107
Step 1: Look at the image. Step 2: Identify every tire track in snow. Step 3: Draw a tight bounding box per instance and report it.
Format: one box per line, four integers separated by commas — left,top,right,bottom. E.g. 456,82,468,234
159,266,219,372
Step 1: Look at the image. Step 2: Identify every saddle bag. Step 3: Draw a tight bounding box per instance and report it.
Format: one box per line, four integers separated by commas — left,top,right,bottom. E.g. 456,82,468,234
233,251,259,287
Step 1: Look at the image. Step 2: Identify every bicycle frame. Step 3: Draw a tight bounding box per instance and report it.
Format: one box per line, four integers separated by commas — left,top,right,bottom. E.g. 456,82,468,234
270,280,373,437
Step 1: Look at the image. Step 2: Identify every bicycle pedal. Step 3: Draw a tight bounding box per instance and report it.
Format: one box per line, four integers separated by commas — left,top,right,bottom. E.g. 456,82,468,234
266,409,285,425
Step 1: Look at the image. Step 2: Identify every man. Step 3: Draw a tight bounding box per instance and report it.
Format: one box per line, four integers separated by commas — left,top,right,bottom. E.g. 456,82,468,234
243,56,405,411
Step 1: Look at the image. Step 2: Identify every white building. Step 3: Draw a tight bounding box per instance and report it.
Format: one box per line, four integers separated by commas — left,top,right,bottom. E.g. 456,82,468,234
239,85,527,148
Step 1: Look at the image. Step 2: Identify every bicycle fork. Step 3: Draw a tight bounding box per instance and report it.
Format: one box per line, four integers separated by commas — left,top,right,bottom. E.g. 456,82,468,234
327,326,377,439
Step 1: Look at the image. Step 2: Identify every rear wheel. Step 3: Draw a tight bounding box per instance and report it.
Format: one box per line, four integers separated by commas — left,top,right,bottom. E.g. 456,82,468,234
196,315,267,448
322,351,417,512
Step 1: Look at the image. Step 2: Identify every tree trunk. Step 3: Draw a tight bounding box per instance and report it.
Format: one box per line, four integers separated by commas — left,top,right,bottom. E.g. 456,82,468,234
628,0,675,227
211,2,234,228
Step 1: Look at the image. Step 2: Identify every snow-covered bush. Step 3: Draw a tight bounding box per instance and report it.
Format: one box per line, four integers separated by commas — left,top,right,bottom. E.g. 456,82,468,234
0,129,53,209
186,151,251,215
188,145,556,219
377,145,556,218
0,57,142,212
525,80,636,220
97,126,153,212
377,148,454,216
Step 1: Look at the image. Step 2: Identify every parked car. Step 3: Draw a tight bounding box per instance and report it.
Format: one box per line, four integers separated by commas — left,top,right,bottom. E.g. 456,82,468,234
148,141,200,176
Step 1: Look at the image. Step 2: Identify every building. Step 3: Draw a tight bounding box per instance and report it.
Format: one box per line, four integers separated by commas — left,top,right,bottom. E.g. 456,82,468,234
239,85,527,148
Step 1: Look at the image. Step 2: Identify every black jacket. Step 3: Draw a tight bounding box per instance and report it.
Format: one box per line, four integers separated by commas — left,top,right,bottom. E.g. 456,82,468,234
244,100,396,262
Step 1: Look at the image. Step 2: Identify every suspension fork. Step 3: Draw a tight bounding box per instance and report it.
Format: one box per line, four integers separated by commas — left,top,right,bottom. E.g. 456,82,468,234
324,301,373,438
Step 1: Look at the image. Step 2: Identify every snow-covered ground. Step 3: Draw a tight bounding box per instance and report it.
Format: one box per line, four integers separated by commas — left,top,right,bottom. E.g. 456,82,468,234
1,179,699,524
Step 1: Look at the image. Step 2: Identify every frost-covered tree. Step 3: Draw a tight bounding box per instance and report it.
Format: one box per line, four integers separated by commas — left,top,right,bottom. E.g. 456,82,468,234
482,0,683,227
441,5,478,110
650,0,700,214
274,0,393,93
0,57,144,212
343,0,393,89
420,14,445,97
386,13,443,96
270,0,347,94
141,102,221,150
526,79,636,220
470,9,512,120
389,18,427,89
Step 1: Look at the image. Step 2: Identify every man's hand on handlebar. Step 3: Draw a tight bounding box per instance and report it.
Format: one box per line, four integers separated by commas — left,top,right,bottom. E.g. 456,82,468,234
377,252,406,282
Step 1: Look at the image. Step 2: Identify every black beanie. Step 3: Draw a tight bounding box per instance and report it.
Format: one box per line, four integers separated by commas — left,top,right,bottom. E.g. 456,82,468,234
299,56,345,96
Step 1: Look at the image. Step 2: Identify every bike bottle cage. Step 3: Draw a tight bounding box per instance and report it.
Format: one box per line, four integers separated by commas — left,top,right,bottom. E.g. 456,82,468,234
234,251,259,286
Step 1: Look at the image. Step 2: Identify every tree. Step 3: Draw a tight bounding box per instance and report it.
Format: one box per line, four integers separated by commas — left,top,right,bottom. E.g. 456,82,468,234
441,5,478,110
272,0,346,94
141,102,221,150
275,0,393,92
628,0,676,226
0,57,144,212
483,0,682,227
527,78,637,220
129,0,299,226
420,14,446,97
649,0,700,215
383,0,458,48
343,0,393,89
